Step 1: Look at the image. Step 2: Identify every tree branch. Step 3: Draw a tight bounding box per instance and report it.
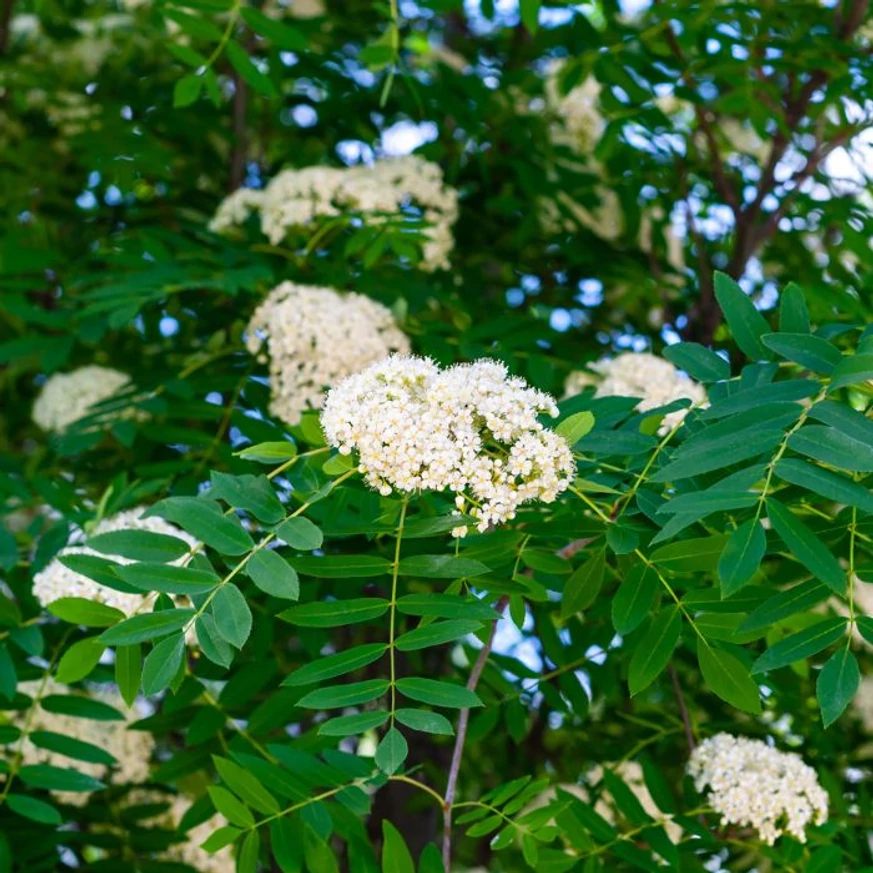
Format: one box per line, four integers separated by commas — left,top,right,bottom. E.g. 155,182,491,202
442,594,509,870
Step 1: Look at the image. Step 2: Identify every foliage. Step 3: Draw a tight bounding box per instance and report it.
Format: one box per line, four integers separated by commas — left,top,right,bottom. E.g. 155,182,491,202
2,1,873,872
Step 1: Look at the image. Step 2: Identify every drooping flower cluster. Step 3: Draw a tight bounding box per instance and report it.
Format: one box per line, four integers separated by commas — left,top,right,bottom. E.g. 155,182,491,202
321,356,575,534
246,282,410,427
11,680,154,805
33,506,197,614
687,733,828,845
565,352,706,434
209,155,459,270
544,61,604,155
32,365,133,434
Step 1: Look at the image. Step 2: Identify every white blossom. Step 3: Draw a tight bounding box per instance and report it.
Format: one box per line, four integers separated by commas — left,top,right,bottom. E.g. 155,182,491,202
211,156,459,270
565,352,706,434
321,356,575,533
10,679,154,805
545,61,604,155
687,733,828,845
33,506,197,615
246,282,410,426
32,365,132,433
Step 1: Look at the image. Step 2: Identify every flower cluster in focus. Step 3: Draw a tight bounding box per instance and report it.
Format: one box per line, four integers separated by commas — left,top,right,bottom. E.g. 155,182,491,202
687,733,828,844
33,507,197,614
565,352,706,434
209,155,459,270
246,282,410,427
32,365,133,434
321,355,575,534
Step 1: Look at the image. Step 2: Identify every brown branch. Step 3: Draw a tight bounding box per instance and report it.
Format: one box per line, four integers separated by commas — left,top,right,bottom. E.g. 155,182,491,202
0,0,15,56
442,594,509,870
229,76,249,191
669,664,695,752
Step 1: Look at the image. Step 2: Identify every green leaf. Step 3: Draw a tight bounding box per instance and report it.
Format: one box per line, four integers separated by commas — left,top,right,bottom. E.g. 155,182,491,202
761,332,841,373
397,555,490,578
147,498,254,555
817,647,859,728
41,694,123,721
713,271,773,361
212,583,252,649
296,679,389,709
57,554,131,593
212,755,280,815
418,843,445,873
282,643,387,686
663,343,729,382
375,727,408,777
48,598,125,628
210,471,285,524
208,785,255,828
778,283,810,333
651,535,727,573
276,516,323,551
651,428,783,481
201,825,243,853
115,563,218,595
805,846,843,873
304,826,339,873
395,677,482,709
740,580,828,633
318,711,389,737
382,819,415,872
289,555,391,577
85,529,191,562
237,441,297,463
226,40,278,97
240,7,307,49
100,609,194,645
142,634,185,695
395,620,482,652
55,637,105,684
238,829,260,873
698,643,761,713
394,708,454,735
555,411,595,445
611,564,658,635
808,400,873,445
788,425,873,473
246,549,300,599
519,0,540,33
775,458,873,513
828,353,873,392
196,614,234,668
279,598,389,627
718,519,766,598
6,793,61,825
561,549,605,618
766,498,845,594
395,594,500,620
19,764,104,793
751,618,847,674
628,607,681,696
699,380,819,421
30,730,116,765
173,74,202,108
657,490,757,519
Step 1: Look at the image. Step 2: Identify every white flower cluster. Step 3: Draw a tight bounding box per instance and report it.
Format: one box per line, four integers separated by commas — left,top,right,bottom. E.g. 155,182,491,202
33,506,197,615
545,61,604,155
565,352,706,435
11,680,153,805
210,155,459,270
321,356,575,534
687,733,828,845
32,365,132,433
247,282,410,427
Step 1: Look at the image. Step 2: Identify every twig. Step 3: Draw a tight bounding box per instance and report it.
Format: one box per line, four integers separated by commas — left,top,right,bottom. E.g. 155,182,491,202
442,594,509,870
229,74,249,192
669,664,695,752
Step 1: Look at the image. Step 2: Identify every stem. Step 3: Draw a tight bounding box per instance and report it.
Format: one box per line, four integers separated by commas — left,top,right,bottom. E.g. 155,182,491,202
442,594,509,870
669,663,695,752
388,499,408,721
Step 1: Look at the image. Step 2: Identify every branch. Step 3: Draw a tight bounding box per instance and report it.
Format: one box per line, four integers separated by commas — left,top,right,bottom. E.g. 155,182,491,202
229,74,249,192
669,664,695,752
442,594,509,870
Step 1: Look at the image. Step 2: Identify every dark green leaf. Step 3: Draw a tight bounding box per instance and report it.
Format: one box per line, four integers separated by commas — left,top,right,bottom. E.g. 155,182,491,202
698,643,761,713
775,458,873,513
395,620,482,652
212,755,280,815
628,607,681,696
297,679,389,709
85,529,191,562
718,519,766,598
100,609,194,645
611,564,658,635
395,594,499,620
6,793,61,825
752,618,847,674
397,555,490,578
115,563,218,595
778,283,810,334
829,353,873,391
714,271,773,361
382,819,415,871
394,708,454,735
208,785,255,828
788,425,873,473
561,549,605,618
147,498,254,555
817,647,859,728
209,471,285,523
375,728,408,777
55,637,105,684
213,583,252,649
48,598,125,628
31,730,116,765
226,40,278,97
318,711,389,737
142,634,185,695
173,74,202,108
276,516,323,551
19,764,104,793
395,677,482,709
279,598,389,627
196,614,234,668
760,333,841,373
246,549,300,599
282,643,387,686
240,8,307,49
663,343,729,382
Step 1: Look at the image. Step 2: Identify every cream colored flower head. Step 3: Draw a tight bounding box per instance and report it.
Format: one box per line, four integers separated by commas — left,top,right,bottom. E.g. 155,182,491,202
246,282,410,427
33,365,133,434
687,733,828,845
321,355,575,533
